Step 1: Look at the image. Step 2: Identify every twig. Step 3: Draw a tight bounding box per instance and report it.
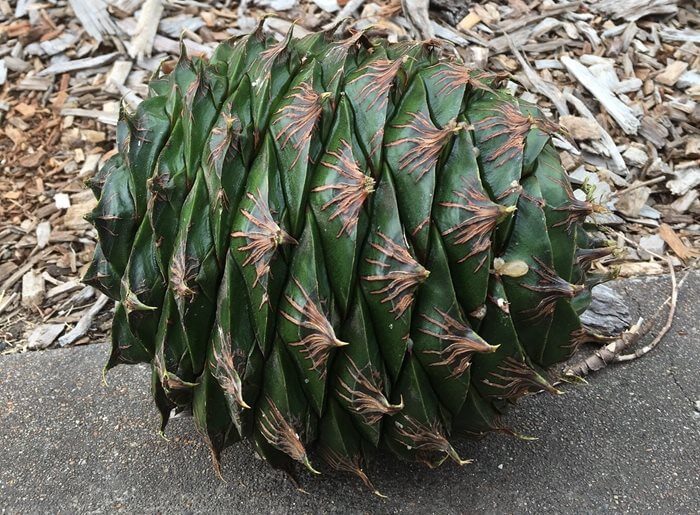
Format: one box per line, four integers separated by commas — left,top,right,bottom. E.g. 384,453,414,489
57,294,110,347
615,260,680,362
564,317,644,377
564,258,689,377
613,176,666,197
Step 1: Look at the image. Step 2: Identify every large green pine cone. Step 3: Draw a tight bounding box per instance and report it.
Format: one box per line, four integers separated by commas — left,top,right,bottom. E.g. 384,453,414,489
85,27,608,488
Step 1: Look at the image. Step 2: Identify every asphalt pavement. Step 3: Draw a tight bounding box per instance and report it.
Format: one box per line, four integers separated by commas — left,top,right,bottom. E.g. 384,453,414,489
1,272,699,513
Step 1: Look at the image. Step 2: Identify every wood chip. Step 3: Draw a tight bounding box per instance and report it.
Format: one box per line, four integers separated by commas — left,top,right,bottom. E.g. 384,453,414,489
21,269,45,307
562,56,640,135
67,0,120,42
128,0,164,59
35,221,51,249
26,324,65,350
616,185,651,217
38,52,118,76
656,60,689,87
618,261,665,278
457,11,481,32
659,223,697,263
104,60,132,94
559,115,600,140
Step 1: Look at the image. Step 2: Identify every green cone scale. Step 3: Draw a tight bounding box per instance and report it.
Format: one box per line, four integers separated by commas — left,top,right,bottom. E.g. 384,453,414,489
85,26,610,490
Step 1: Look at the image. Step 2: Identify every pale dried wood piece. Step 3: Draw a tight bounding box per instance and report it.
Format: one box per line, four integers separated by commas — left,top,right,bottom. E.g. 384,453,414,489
563,90,628,174
655,61,689,87
26,324,64,350
15,76,53,91
659,27,700,44
561,56,640,136
35,221,50,249
40,33,80,56
0,291,18,316
321,0,365,29
591,0,678,21
534,59,563,70
39,52,118,76
489,28,531,54
60,107,119,126
613,78,643,95
263,17,311,39
676,71,699,90
160,13,206,38
47,280,82,299
128,0,163,60
457,11,481,32
0,250,51,295
58,294,110,347
531,17,561,39
14,0,33,17
68,0,120,42
508,38,568,116
312,0,339,12
559,115,600,140
575,20,601,49
104,60,132,94
615,184,651,217
638,116,669,149
497,1,581,33
79,154,102,178
618,261,665,277
670,190,699,213
401,0,435,39
622,143,648,168
430,22,468,46
65,191,97,230
152,34,214,57
21,269,44,307
4,56,31,72
0,59,6,86
666,168,700,195
658,224,698,263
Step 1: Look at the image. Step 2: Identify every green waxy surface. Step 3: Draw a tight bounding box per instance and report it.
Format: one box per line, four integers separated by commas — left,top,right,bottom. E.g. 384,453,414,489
87,30,603,488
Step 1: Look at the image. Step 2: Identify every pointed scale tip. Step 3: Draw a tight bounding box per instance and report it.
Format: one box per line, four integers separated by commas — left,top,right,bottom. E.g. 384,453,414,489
446,444,473,467
388,394,405,412
302,455,321,475
560,372,588,386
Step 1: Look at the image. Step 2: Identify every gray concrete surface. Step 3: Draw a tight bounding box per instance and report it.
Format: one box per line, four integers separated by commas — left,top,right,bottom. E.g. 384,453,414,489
1,273,699,514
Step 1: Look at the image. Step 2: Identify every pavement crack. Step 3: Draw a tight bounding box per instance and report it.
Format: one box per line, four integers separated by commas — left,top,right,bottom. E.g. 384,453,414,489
668,353,695,407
